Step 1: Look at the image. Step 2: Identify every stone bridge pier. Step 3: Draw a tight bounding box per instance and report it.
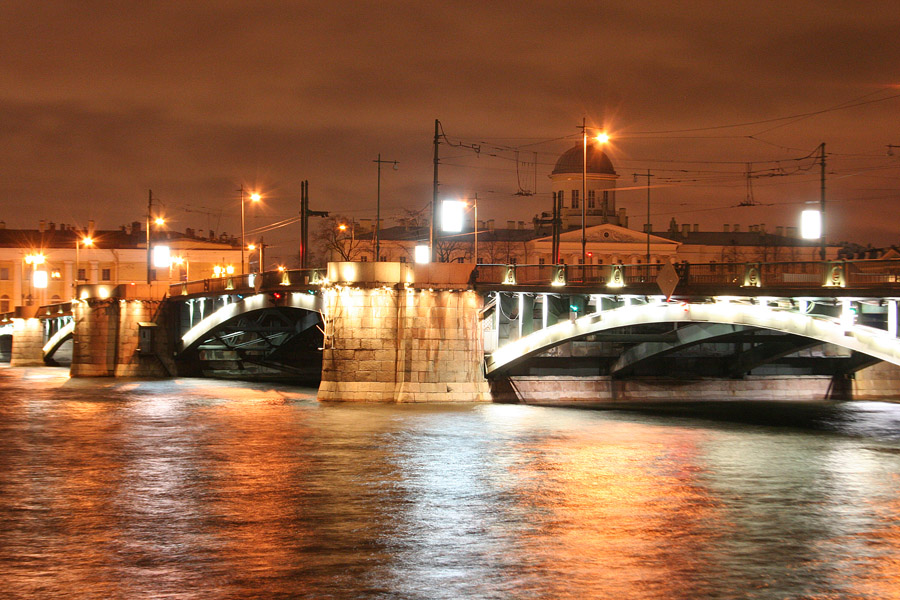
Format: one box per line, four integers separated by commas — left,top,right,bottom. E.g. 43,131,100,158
317,262,491,402
70,284,176,377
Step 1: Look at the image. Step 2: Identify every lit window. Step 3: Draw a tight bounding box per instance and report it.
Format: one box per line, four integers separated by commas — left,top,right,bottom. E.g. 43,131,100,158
572,190,579,209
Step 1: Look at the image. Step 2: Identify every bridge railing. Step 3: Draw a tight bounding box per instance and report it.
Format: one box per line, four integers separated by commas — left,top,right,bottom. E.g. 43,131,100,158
474,259,900,291
168,268,326,297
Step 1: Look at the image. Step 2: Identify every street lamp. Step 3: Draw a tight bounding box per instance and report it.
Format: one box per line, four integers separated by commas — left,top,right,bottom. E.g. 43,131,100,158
373,154,399,261
338,222,355,260
25,253,46,305
240,184,261,275
171,256,189,281
580,119,610,266
248,242,265,274
75,236,93,293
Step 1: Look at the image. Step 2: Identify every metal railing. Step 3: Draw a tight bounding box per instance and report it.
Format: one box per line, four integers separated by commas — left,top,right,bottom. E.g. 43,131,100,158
168,268,326,298
473,259,900,291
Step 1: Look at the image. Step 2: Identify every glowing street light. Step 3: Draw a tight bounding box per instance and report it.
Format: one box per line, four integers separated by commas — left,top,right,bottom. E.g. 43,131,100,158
75,236,93,293
801,209,821,240
581,119,610,266
240,185,261,275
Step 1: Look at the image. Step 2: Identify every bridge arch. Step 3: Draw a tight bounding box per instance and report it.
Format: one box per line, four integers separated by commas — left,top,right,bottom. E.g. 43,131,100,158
179,291,324,354
42,320,74,364
485,301,900,375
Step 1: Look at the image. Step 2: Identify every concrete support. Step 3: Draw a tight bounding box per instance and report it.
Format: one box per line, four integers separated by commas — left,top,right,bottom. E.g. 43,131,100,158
9,316,45,366
71,296,175,377
318,262,490,402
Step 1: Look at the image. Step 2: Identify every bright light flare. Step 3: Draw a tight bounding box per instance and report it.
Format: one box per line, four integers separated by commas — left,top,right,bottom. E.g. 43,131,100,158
801,210,821,240
441,200,466,233
414,245,430,264
250,192,261,202
595,132,610,144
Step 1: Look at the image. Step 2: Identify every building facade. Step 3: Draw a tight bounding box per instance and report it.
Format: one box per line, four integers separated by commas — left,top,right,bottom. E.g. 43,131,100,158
0,221,242,313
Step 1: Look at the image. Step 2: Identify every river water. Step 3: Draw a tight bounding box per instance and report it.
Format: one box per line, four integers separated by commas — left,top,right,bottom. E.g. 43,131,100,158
2,367,900,599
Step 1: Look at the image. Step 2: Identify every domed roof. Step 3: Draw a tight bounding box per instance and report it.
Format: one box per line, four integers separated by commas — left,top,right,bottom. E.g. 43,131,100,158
552,144,616,176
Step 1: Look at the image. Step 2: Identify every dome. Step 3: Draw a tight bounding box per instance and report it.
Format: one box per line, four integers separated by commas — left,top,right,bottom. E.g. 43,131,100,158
551,144,616,176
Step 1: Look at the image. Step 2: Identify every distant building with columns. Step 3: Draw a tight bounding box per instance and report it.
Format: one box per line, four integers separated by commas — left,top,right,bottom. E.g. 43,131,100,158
0,220,241,313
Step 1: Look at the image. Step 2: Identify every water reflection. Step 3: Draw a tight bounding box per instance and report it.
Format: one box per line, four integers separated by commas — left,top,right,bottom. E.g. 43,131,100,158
1,367,900,599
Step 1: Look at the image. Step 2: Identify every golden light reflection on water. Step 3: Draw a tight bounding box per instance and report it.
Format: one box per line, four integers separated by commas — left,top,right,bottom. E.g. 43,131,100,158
3,370,900,598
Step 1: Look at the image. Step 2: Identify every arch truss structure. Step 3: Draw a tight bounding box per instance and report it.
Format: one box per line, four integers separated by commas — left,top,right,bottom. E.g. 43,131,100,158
484,293,900,377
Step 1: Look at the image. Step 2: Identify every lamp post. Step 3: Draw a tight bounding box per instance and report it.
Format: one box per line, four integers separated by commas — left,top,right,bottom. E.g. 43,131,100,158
248,241,265,274
240,184,261,275
373,154,399,261
24,253,45,306
75,236,93,294
579,119,610,267
338,222,355,260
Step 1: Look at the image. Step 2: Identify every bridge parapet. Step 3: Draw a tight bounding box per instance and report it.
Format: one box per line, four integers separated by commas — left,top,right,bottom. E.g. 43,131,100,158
474,259,900,295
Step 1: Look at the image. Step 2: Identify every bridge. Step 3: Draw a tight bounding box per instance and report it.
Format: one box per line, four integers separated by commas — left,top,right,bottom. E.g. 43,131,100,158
5,258,900,402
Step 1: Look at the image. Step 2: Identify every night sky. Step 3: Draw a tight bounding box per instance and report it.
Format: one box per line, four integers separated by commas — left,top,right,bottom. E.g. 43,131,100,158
2,2,899,263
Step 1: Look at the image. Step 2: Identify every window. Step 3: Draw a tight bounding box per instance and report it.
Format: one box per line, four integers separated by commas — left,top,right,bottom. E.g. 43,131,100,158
0,268,8,281
399,256,407,263
602,190,609,211
101,268,111,281
0,295,8,312
509,257,518,265
539,257,546,265
77,268,86,281
578,258,584,264
360,256,368,262
379,256,387,262
587,190,596,209
558,190,565,207
572,190,580,209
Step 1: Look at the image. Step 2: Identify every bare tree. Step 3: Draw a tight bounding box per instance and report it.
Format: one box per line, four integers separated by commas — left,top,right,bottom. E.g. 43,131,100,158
313,215,366,261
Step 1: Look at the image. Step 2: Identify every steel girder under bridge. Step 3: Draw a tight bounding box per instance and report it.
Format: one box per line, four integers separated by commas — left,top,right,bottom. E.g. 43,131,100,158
483,294,900,378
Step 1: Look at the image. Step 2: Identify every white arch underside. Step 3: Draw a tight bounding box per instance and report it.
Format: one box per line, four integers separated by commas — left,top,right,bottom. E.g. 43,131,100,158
42,321,75,358
180,292,323,352
486,302,900,374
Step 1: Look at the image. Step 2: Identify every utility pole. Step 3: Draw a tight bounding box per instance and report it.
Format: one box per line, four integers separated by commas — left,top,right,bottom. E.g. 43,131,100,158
580,118,587,266
432,119,440,262
146,189,152,284
373,153,398,262
819,142,826,261
299,180,329,269
633,170,654,271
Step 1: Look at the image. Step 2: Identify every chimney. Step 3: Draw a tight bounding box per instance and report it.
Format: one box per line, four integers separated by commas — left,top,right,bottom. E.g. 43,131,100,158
507,220,515,230
0,221,5,229
693,224,699,232
518,221,525,230
724,224,730,232
733,224,740,232
681,224,690,236
89,220,95,232
776,226,784,237
759,223,766,234
132,221,141,234
487,220,495,231
38,220,46,232
786,226,798,238
49,222,56,231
